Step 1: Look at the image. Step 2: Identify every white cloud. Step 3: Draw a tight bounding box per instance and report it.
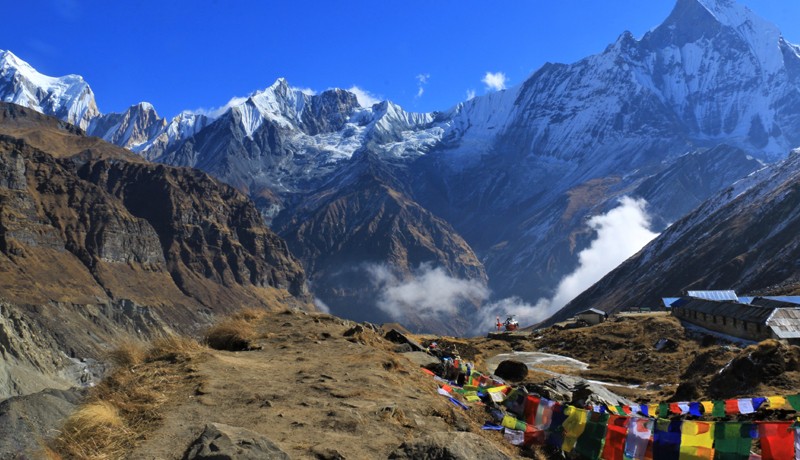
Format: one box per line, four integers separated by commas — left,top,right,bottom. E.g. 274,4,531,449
190,95,248,119
415,73,430,98
292,86,317,96
466,89,476,101
347,86,382,107
367,263,488,322
314,297,331,314
482,71,507,91
471,297,544,335
532,196,659,320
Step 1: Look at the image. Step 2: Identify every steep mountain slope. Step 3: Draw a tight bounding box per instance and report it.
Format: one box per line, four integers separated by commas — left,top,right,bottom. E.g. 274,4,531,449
1,0,795,330
551,148,800,323
275,151,486,333
0,103,309,398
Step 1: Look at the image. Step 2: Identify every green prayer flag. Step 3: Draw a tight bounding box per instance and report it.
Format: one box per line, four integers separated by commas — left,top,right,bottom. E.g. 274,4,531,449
514,419,527,431
574,412,610,460
713,422,754,460
658,403,669,419
712,400,726,418
786,394,800,411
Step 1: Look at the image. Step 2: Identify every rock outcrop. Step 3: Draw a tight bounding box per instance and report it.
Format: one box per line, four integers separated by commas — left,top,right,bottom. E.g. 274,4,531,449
0,103,310,399
183,423,290,460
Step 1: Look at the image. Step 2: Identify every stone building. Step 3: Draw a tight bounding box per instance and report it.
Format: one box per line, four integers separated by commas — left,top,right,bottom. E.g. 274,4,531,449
670,295,800,344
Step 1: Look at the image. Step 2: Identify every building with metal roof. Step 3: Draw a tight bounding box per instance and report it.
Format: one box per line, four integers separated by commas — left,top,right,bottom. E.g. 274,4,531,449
686,290,739,302
575,308,608,325
670,296,800,344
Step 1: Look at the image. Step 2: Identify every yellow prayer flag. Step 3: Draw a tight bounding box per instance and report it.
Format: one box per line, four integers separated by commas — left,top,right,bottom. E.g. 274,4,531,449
648,404,658,416
679,421,714,460
486,386,507,393
502,415,517,429
561,406,588,453
767,396,787,410
701,401,713,414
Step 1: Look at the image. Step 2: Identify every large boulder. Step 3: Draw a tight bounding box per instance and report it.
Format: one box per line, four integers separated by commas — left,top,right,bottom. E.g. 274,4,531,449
493,360,528,382
525,375,633,407
0,388,85,459
388,431,511,460
183,423,289,460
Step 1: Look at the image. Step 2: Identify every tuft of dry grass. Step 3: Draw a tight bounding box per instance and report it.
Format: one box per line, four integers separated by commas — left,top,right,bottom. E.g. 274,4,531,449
105,341,147,368
147,335,203,362
205,318,256,351
231,307,270,322
54,401,129,459
52,335,204,459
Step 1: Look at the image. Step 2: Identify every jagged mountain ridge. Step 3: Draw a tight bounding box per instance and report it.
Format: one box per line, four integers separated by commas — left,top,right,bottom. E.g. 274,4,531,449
0,103,309,398
2,0,797,331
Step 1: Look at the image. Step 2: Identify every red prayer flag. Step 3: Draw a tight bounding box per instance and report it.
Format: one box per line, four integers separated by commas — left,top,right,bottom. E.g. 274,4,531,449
622,405,633,415
758,422,794,460
524,425,546,446
601,414,629,460
421,368,435,376
524,396,540,425
669,402,681,414
724,399,739,415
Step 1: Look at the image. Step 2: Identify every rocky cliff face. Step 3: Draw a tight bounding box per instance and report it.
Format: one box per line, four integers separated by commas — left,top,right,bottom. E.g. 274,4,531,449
275,152,486,333
0,103,309,399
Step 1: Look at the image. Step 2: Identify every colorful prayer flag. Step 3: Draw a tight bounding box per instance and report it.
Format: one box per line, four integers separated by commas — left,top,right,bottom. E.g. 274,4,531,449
561,406,588,453
625,417,654,460
724,400,739,415
574,411,609,460
713,422,754,460
602,414,630,460
758,422,794,460
679,420,714,460
767,396,787,410
653,419,682,460
504,428,525,446
699,401,712,413
712,401,726,418
524,395,539,425
737,399,755,415
535,399,555,430
787,394,800,411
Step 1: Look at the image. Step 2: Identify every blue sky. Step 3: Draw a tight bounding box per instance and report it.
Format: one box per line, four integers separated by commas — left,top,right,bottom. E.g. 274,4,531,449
4,1,800,118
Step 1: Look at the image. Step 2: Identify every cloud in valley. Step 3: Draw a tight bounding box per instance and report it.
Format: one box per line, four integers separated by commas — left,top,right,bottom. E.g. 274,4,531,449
347,86,382,107
532,196,659,319
482,72,507,91
313,297,331,314
368,263,488,322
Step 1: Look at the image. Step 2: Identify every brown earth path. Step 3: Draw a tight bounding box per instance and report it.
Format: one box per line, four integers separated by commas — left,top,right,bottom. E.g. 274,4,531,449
127,310,521,459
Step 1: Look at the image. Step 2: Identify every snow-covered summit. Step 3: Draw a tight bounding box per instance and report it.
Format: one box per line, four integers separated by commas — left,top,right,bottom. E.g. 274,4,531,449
0,50,99,129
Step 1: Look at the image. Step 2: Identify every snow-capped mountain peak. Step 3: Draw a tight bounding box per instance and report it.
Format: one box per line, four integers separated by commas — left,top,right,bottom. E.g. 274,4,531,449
0,50,99,129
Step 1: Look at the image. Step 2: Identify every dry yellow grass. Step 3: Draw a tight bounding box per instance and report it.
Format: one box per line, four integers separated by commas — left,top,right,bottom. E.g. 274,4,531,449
55,401,129,459
204,318,256,351
104,341,146,368
147,335,203,362
52,336,204,459
231,307,270,322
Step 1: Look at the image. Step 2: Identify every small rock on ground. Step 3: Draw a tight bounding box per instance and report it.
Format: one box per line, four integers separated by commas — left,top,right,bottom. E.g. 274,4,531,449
183,422,289,460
